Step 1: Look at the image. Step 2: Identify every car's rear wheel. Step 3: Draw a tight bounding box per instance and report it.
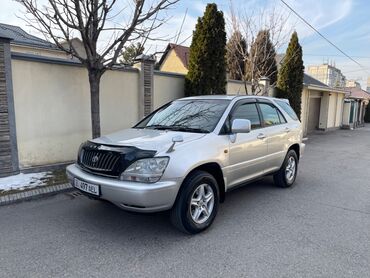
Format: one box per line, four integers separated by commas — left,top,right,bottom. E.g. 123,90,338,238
274,149,298,188
170,170,219,234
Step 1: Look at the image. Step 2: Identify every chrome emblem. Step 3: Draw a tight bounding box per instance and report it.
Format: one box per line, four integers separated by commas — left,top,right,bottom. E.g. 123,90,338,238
92,155,99,163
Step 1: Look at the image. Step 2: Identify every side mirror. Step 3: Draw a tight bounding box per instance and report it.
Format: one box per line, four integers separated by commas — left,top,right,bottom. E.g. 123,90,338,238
231,119,251,134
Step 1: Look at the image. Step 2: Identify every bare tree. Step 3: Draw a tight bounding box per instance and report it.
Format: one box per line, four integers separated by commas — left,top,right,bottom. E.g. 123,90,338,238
227,2,295,95
17,0,179,138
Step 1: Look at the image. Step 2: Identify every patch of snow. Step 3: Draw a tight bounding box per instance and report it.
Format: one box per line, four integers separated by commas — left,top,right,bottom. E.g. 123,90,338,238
0,172,52,191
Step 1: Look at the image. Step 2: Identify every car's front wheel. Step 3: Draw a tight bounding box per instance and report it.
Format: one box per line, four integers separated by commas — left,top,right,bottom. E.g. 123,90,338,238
274,149,298,188
170,170,219,234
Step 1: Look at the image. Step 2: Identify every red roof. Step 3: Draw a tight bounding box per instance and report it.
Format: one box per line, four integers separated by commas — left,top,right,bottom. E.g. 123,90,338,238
344,87,370,100
159,43,190,69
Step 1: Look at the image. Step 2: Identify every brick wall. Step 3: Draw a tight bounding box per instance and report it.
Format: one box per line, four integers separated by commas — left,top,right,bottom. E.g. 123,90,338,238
0,42,13,176
0,39,19,177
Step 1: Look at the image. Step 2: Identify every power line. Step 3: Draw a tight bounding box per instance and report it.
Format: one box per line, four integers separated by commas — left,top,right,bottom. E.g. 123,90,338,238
175,8,188,45
178,33,192,45
279,0,370,75
304,54,370,59
343,68,370,74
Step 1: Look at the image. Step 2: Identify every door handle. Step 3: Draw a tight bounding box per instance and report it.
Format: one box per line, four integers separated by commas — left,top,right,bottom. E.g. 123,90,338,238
284,127,291,133
257,133,266,140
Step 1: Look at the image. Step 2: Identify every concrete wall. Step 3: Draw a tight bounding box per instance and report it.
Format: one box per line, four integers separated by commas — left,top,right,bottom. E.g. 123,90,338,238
226,80,248,95
327,93,338,128
11,45,68,59
153,71,185,109
300,88,310,135
335,94,344,127
100,69,140,134
11,58,140,168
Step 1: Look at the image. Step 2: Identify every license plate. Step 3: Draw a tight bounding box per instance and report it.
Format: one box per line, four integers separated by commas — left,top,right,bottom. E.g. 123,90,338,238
74,178,100,196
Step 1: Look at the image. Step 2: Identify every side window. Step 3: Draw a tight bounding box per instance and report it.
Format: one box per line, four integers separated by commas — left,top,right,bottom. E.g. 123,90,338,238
231,103,261,129
275,100,299,121
277,109,287,123
259,103,284,126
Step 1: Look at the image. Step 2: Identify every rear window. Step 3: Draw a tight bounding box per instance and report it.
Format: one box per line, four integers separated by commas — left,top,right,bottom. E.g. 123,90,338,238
275,100,299,121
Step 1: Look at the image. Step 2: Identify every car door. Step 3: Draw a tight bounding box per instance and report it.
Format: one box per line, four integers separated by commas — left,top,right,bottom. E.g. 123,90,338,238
225,100,268,188
257,101,289,173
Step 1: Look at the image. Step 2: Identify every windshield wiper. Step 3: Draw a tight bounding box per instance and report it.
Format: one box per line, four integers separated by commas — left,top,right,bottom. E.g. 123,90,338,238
145,125,209,133
165,126,210,133
145,124,172,130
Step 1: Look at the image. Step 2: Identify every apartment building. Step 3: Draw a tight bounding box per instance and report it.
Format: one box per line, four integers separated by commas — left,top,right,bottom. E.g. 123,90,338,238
307,64,346,88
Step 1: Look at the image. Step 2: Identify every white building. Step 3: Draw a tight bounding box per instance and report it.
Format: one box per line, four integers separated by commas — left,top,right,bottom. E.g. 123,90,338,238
346,79,361,88
307,64,346,88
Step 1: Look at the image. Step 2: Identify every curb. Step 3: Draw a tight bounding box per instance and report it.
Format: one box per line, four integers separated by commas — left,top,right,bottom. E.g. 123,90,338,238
0,183,73,206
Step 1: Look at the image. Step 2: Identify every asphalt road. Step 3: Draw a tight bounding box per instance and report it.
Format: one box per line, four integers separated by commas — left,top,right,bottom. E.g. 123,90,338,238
1,127,370,278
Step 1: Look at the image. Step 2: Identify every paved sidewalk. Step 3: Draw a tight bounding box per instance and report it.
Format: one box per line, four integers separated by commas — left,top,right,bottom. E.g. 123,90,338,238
0,183,72,206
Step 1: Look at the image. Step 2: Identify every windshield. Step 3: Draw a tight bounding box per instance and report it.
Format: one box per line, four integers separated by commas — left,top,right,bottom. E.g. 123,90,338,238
135,99,230,133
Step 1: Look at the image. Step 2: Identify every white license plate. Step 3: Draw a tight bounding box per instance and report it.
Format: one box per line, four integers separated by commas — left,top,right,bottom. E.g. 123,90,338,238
74,178,100,196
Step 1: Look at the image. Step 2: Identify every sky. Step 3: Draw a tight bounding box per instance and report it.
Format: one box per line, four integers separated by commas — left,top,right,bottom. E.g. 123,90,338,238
1,0,370,88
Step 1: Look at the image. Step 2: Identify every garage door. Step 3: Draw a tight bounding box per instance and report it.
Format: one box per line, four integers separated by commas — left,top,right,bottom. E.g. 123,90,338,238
307,97,321,133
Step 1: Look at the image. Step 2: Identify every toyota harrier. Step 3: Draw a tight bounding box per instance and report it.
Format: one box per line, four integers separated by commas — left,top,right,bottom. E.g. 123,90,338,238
67,95,305,234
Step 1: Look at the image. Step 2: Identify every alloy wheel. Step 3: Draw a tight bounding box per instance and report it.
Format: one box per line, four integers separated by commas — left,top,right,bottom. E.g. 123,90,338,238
285,156,296,183
189,184,215,224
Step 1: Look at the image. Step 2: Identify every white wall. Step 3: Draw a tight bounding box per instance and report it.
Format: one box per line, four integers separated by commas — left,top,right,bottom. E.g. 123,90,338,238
226,80,247,95
12,59,140,168
100,69,140,134
153,72,185,109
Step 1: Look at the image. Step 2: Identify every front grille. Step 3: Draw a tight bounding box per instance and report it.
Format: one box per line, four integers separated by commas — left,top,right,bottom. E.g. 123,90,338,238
81,149,120,172
77,141,156,178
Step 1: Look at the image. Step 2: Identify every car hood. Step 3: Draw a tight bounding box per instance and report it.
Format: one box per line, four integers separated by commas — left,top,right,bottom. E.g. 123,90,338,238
91,128,206,153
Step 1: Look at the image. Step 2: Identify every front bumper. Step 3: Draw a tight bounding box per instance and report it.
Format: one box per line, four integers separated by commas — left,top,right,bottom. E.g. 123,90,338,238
66,164,181,212
300,142,306,159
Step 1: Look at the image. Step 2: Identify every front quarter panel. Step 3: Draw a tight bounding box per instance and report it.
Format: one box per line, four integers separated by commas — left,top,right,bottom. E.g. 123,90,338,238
158,133,229,185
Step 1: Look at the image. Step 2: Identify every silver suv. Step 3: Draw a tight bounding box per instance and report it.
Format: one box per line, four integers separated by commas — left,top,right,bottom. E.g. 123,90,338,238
67,95,305,234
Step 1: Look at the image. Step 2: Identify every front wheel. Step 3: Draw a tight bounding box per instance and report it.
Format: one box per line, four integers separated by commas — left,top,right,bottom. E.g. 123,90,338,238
274,149,298,188
170,170,219,234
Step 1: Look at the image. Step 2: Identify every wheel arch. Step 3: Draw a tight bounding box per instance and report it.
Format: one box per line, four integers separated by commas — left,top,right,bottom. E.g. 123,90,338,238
288,143,300,160
179,162,226,203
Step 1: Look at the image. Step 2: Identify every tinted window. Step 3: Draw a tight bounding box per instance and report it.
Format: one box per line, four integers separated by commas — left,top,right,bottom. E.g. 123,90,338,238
277,109,287,123
135,99,230,133
275,100,299,120
259,103,282,126
231,103,261,129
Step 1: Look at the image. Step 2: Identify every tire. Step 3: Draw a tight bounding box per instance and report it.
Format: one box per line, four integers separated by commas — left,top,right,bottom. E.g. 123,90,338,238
171,170,219,234
273,149,298,188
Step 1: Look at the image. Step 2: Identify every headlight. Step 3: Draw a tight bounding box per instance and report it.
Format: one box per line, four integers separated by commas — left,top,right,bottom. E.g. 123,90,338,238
120,157,169,183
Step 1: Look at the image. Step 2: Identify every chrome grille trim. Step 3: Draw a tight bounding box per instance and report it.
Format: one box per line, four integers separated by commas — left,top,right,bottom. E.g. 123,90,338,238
80,149,120,172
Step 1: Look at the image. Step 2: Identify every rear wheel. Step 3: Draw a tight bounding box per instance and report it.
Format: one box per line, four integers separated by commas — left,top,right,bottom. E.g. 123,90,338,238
274,149,298,188
170,170,219,234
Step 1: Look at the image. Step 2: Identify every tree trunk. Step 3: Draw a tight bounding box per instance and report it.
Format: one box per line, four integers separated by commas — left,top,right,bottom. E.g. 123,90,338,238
88,70,102,139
